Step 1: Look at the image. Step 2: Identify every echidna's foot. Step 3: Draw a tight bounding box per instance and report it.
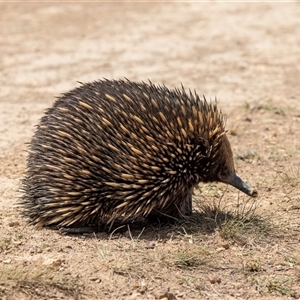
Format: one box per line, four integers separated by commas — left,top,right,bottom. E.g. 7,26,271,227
59,226,100,234
184,195,193,216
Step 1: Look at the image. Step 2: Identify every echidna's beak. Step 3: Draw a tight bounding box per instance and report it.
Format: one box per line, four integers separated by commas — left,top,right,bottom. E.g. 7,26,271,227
227,174,258,197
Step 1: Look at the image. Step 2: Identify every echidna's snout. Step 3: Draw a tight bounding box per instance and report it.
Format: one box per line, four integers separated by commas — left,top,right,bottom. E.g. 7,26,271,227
225,173,258,197
215,135,257,198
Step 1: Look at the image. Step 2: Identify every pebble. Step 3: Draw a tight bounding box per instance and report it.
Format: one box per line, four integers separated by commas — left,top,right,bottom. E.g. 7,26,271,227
42,258,63,268
220,241,230,249
3,258,12,264
209,275,221,284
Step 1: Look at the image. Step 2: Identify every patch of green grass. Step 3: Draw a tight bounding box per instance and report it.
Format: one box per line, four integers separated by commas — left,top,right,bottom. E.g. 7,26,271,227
236,150,260,163
287,149,297,158
242,101,285,115
242,102,250,110
267,278,291,295
14,233,26,240
257,103,285,115
173,246,210,269
0,238,12,252
42,243,51,249
284,255,300,265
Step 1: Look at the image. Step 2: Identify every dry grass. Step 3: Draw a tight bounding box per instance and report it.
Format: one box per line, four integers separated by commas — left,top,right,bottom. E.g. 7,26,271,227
0,265,82,300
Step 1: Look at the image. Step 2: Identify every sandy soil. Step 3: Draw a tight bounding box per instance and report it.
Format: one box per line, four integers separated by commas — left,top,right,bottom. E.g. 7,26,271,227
0,2,300,300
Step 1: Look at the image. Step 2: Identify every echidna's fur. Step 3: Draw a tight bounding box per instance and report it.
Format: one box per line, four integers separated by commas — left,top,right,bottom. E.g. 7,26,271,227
21,79,257,228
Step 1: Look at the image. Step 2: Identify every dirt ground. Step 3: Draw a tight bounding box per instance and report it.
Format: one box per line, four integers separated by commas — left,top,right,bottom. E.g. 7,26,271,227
1,2,300,300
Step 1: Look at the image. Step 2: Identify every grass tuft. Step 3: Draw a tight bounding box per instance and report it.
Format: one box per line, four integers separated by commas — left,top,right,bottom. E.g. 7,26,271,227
176,189,269,245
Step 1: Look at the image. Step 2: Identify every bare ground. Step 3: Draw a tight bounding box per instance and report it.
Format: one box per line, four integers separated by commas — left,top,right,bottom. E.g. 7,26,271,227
0,2,300,300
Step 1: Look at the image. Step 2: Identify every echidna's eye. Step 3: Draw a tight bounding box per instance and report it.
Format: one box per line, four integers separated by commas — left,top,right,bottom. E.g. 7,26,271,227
218,167,229,180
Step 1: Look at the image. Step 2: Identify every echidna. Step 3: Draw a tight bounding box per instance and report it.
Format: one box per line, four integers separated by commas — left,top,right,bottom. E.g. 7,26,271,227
21,79,257,229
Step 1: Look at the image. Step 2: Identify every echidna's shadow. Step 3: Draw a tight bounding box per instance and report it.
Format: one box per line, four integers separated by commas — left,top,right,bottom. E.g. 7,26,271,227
90,207,266,241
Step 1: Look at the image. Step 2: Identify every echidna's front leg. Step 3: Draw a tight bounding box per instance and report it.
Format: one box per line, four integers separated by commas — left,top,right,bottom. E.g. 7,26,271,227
184,193,193,216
